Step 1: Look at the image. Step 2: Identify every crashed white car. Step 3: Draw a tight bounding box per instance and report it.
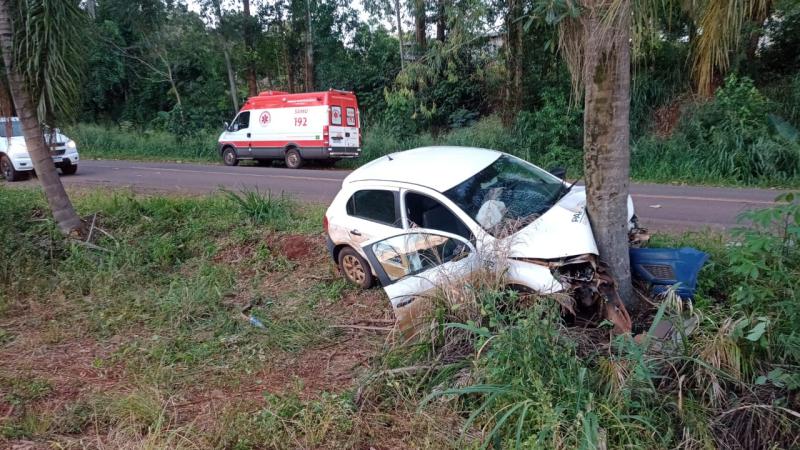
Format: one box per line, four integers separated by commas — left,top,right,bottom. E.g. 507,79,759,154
324,146,636,332
0,117,79,182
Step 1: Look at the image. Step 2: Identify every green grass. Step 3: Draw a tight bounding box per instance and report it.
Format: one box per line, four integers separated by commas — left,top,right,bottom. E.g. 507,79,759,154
68,123,218,162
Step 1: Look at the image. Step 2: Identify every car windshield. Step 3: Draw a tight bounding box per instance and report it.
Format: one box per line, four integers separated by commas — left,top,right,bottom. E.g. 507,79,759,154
443,155,565,236
0,121,23,137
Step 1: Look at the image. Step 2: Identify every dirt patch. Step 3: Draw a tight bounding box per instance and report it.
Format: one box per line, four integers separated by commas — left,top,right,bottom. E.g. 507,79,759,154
277,234,319,262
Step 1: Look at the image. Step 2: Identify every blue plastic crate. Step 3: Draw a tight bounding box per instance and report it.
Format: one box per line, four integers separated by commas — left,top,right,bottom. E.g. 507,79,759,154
629,247,709,299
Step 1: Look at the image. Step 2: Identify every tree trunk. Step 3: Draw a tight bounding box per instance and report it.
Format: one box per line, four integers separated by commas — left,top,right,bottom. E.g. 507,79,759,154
395,0,405,69
212,0,238,112
242,0,258,97
304,0,314,90
582,1,634,307
414,0,426,51
85,0,96,19
502,0,523,126
436,0,445,42
222,44,238,112
0,0,83,236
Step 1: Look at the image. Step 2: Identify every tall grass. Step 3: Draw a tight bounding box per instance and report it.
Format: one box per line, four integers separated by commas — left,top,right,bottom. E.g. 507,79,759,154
68,123,218,161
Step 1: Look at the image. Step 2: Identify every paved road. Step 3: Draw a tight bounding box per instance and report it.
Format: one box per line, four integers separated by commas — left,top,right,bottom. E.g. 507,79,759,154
10,159,791,232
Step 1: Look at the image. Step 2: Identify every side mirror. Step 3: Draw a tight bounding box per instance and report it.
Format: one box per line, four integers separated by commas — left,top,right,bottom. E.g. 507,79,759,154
223,121,229,130
549,166,567,180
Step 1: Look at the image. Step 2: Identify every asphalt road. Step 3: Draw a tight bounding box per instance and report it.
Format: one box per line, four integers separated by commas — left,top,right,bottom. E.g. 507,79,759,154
9,159,790,232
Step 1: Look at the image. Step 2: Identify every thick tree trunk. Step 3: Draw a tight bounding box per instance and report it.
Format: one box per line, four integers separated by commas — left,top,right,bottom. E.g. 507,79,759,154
414,0,426,51
582,1,634,307
304,0,314,90
436,0,445,42
395,0,405,69
502,0,523,126
0,0,83,236
242,0,258,97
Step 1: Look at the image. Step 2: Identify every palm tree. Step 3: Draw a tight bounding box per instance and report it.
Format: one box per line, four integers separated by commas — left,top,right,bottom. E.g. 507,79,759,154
0,0,86,236
544,0,771,307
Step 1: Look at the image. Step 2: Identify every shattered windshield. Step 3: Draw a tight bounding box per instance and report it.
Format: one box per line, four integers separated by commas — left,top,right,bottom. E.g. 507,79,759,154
443,155,565,236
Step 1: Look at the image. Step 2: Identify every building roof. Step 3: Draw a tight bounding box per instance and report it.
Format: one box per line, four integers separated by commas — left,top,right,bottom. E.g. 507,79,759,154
344,146,502,192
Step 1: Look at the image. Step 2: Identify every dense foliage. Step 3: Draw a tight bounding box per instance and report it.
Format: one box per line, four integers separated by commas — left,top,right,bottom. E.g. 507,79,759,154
69,0,800,186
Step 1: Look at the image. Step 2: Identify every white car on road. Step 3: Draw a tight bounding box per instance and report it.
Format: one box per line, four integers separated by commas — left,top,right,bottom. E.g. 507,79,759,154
0,118,79,181
323,146,637,333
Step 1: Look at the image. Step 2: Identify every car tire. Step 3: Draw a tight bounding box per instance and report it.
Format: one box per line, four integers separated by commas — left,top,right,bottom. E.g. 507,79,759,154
285,148,304,169
0,155,24,181
60,162,77,175
338,246,373,289
222,147,239,166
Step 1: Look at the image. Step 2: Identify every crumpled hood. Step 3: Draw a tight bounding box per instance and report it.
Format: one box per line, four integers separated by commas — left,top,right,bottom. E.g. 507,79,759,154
504,186,599,259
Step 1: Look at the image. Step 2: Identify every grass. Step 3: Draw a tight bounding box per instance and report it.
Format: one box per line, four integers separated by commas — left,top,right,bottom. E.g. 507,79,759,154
0,185,461,447
2,184,798,448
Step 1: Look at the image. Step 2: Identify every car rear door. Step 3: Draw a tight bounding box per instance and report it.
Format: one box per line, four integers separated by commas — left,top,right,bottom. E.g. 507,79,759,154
361,230,478,335
329,104,359,150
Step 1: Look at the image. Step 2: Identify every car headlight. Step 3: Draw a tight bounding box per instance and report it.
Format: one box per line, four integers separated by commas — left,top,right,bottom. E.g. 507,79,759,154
66,140,77,149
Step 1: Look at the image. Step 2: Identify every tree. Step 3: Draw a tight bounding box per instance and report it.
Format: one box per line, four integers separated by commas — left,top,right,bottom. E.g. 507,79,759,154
242,0,259,96
305,0,315,90
0,0,85,236
413,0,426,50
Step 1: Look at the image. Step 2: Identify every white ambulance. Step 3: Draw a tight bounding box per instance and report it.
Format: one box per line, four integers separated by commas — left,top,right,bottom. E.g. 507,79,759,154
218,89,361,169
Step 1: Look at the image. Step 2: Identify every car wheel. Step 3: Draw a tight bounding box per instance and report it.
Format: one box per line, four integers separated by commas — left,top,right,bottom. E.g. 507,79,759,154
0,155,23,181
338,247,373,289
60,162,78,175
285,148,304,169
222,147,239,166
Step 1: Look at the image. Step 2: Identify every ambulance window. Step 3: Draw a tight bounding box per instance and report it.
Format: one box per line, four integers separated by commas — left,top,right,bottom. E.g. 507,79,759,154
346,107,356,126
232,111,250,131
346,190,399,227
331,106,342,125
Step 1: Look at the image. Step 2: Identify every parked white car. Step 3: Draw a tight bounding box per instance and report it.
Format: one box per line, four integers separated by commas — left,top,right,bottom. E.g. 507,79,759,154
0,118,79,181
323,146,637,333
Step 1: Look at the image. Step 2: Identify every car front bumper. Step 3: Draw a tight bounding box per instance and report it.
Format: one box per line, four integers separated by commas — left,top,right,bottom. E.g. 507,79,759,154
10,151,79,171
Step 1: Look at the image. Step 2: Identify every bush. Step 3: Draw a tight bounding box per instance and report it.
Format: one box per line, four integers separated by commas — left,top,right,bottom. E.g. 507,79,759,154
633,75,800,185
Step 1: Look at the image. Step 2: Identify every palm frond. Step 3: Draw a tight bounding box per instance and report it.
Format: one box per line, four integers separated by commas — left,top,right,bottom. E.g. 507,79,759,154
12,0,87,122
692,0,770,96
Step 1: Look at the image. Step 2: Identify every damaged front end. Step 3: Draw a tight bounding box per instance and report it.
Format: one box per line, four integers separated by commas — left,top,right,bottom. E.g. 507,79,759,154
515,255,633,334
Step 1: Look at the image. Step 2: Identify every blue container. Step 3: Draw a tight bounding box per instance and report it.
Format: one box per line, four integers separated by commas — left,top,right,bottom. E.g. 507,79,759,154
629,247,709,299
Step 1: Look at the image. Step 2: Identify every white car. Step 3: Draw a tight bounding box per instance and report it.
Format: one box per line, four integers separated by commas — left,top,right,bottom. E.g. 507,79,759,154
323,146,637,333
0,118,79,182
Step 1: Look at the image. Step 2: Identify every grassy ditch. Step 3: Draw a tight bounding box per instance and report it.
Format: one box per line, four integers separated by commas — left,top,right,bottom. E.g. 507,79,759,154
1,186,799,448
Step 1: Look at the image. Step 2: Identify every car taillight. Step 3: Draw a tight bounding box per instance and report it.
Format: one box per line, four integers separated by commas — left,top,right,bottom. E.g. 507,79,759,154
323,215,329,233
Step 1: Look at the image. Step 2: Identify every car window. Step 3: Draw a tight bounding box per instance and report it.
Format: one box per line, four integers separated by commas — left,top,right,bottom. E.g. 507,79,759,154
404,192,472,240
0,121,23,137
346,190,399,226
331,106,342,125
230,111,250,131
346,107,356,126
371,233,469,282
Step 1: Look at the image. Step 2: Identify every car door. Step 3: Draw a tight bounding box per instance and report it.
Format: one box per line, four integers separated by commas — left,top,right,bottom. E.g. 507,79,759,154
338,188,402,250
362,230,478,337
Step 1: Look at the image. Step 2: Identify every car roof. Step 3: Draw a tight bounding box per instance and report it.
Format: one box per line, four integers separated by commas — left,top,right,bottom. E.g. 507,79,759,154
344,146,502,192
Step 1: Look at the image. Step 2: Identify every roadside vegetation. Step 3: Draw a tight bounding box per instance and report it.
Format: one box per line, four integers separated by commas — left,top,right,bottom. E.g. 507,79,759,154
2,185,798,448
74,73,800,187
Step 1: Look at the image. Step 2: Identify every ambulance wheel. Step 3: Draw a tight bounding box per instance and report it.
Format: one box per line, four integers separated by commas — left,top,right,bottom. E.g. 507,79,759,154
222,147,239,166
285,148,304,169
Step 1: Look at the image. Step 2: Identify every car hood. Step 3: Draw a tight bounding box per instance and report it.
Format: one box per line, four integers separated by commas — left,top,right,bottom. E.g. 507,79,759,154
504,186,599,259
